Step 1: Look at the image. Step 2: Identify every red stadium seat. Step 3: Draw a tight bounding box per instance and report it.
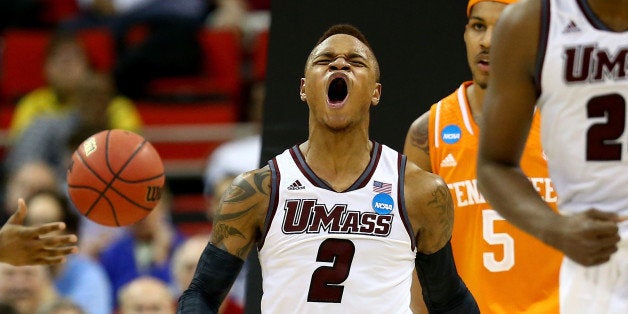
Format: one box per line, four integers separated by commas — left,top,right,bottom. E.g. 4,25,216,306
0,28,115,103
40,0,79,25
0,30,50,102
145,29,243,104
135,101,240,176
78,28,116,73
251,30,269,82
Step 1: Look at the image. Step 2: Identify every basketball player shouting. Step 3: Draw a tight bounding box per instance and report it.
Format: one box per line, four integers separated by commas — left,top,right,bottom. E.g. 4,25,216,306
177,24,478,313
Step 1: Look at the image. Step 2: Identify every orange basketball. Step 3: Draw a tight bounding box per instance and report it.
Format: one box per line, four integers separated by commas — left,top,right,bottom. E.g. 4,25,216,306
67,129,165,226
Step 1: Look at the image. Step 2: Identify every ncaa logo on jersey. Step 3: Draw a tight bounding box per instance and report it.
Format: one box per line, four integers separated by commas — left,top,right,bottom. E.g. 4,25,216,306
372,193,394,215
441,124,461,144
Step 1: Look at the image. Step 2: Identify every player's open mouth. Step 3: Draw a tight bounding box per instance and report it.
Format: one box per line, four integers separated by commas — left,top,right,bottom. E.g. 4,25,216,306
328,77,348,108
478,60,490,72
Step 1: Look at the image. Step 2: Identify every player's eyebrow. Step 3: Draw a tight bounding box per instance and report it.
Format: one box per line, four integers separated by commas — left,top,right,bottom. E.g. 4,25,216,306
469,16,486,22
313,51,368,61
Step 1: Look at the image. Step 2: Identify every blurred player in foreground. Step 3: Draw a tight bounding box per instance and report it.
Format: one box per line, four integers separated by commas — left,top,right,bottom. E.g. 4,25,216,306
477,0,628,312
404,0,562,312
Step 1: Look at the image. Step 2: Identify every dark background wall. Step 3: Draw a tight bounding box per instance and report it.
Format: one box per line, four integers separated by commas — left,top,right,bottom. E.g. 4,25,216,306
249,1,469,312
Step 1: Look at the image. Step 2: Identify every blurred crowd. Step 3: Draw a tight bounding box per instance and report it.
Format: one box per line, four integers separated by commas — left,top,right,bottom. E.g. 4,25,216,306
0,0,268,313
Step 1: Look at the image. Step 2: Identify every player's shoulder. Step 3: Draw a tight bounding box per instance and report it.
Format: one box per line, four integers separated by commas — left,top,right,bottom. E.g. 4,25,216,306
221,166,271,225
404,160,448,197
236,165,272,196
498,0,541,31
403,159,453,252
406,110,431,140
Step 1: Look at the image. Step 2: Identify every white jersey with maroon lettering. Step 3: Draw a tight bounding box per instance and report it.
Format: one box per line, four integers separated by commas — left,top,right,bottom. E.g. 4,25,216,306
537,1,628,313
258,142,416,313
538,0,628,217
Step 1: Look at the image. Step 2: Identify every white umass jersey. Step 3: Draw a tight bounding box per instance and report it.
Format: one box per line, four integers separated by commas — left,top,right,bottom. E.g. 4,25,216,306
258,142,416,314
538,0,628,217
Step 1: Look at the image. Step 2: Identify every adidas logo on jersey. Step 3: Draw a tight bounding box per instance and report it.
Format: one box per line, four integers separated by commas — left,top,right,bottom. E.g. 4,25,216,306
440,153,457,167
287,180,305,190
562,20,581,33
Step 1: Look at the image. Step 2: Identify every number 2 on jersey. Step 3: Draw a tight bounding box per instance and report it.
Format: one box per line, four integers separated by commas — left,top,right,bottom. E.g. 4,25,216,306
587,93,626,161
307,238,355,303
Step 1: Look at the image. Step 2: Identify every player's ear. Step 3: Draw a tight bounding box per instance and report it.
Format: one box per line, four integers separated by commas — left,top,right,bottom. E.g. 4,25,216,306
300,78,307,101
371,83,382,106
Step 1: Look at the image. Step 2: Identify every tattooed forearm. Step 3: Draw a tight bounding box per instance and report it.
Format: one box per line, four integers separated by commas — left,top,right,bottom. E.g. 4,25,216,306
236,241,255,259
212,223,245,244
210,169,268,258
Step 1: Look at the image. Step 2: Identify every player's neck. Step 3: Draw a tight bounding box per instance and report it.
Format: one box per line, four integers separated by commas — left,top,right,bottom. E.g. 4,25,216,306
466,82,486,125
588,0,628,31
299,136,373,191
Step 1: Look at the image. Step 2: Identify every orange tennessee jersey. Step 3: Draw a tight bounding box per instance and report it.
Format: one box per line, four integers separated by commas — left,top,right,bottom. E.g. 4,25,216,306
427,82,563,314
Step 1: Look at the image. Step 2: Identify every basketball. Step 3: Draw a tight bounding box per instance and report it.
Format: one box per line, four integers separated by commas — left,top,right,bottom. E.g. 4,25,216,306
67,129,165,227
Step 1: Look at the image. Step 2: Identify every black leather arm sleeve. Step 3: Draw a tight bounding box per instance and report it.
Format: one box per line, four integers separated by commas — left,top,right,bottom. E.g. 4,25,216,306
415,240,480,314
177,243,245,314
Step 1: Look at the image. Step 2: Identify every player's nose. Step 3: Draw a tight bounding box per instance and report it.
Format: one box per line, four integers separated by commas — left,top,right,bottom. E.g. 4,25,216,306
329,57,350,71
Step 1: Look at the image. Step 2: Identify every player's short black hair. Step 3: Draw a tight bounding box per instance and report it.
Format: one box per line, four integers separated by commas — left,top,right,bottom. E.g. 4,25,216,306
312,23,380,82
316,24,374,53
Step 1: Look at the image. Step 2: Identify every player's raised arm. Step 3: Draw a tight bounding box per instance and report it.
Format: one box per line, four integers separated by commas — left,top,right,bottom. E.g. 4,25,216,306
0,199,78,266
404,163,479,313
177,167,270,313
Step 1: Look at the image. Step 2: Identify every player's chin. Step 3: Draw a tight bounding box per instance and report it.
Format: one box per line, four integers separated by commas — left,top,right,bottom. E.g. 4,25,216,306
473,76,489,90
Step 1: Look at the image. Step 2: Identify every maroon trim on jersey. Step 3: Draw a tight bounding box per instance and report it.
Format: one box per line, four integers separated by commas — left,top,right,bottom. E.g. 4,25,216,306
575,0,617,32
258,158,281,250
535,0,551,96
397,154,416,251
288,142,382,193
347,141,382,191
289,145,331,189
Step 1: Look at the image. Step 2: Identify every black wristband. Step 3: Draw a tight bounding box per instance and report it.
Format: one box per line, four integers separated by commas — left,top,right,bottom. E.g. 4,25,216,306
177,243,245,313
415,241,479,314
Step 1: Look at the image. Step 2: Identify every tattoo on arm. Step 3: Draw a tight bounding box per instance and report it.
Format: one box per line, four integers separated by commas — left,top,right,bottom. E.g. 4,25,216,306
410,116,430,155
427,184,454,245
253,171,270,195
212,223,245,245
212,170,269,259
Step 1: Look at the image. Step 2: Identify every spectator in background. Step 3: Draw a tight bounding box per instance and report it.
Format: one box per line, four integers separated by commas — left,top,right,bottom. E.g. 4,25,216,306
0,301,19,314
5,71,118,184
0,162,79,267
1,162,58,225
117,276,176,314
63,0,212,99
206,0,270,51
0,263,59,314
36,299,85,314
8,30,142,141
171,234,243,314
0,198,78,267
24,189,112,314
201,84,263,311
171,234,209,297
111,0,211,98
4,68,136,261
99,187,185,309
203,84,263,197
